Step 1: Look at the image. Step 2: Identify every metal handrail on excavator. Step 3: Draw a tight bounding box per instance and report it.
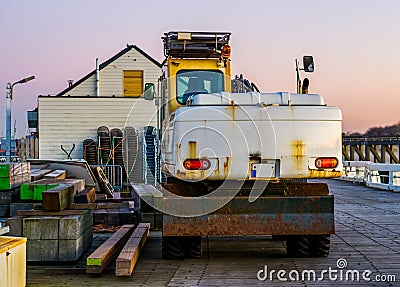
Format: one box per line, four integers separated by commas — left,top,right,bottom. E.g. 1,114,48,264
163,31,231,58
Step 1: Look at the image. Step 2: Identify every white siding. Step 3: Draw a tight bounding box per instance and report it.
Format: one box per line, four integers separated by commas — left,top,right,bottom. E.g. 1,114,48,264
38,97,157,159
67,77,96,96
63,48,160,97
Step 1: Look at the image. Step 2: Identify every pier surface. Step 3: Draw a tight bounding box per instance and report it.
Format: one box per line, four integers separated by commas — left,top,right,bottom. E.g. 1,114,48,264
27,179,399,286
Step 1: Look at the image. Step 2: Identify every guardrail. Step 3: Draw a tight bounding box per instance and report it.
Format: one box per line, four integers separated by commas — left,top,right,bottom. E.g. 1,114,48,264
341,161,400,192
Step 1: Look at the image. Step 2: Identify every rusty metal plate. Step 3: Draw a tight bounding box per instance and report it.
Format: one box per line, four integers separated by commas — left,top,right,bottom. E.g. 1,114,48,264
163,195,334,236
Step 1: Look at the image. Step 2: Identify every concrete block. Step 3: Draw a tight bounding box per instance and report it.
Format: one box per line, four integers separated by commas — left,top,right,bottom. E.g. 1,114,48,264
40,216,60,239
27,239,59,261
5,216,23,236
59,228,92,261
23,216,60,239
59,215,83,240
23,217,42,239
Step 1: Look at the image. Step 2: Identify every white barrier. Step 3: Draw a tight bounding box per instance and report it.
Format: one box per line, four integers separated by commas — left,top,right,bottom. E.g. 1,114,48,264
341,161,400,192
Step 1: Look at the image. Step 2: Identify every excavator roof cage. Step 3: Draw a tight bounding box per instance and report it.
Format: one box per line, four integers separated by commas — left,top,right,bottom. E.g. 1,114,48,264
163,31,231,58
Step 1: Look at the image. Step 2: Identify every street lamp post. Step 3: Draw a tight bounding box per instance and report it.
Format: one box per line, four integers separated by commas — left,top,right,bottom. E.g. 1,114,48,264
5,76,35,162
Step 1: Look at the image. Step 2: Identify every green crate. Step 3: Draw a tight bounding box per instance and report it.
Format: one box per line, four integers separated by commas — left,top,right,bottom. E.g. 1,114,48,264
20,184,34,200
33,185,47,201
0,177,11,190
0,164,11,178
33,184,59,201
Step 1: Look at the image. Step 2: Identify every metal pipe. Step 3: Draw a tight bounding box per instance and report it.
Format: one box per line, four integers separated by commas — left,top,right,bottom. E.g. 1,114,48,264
295,59,301,94
156,77,161,186
96,58,100,97
5,83,12,162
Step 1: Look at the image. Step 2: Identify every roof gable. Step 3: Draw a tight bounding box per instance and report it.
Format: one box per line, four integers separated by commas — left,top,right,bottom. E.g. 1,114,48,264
56,45,161,96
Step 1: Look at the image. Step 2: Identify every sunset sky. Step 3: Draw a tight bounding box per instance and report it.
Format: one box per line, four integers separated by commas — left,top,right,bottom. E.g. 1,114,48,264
1,0,399,137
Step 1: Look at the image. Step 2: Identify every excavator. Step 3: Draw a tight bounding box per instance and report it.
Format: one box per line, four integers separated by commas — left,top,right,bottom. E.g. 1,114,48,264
144,32,342,259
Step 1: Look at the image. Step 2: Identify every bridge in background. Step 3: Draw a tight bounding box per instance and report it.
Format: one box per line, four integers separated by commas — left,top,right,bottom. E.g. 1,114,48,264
343,136,400,163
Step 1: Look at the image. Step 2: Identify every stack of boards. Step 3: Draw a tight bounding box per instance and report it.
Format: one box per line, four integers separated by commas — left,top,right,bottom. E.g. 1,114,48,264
0,163,31,190
0,163,31,216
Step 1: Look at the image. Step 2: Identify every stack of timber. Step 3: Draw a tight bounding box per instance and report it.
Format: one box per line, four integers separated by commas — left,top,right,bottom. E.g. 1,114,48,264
10,175,87,216
91,201,138,226
0,163,31,216
5,209,93,261
86,223,149,275
20,178,85,201
0,163,31,190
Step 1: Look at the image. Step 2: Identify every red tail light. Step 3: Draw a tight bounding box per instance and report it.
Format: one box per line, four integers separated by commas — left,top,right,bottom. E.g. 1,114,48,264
315,157,338,169
183,159,211,170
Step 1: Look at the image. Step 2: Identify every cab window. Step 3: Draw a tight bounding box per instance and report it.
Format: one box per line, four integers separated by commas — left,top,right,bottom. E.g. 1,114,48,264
176,70,224,104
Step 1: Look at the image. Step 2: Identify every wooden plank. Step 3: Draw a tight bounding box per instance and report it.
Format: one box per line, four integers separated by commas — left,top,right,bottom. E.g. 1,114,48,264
74,187,96,203
42,184,74,211
86,224,135,273
58,179,85,193
26,178,85,193
17,209,88,216
69,203,98,210
69,202,129,210
30,169,52,181
44,169,66,179
115,223,150,276
9,202,36,217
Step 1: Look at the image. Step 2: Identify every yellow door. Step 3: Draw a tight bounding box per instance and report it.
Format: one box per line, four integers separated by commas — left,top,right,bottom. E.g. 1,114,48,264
123,70,143,97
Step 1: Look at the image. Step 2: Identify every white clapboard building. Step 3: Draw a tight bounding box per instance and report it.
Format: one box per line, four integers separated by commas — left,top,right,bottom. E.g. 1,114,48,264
38,45,162,160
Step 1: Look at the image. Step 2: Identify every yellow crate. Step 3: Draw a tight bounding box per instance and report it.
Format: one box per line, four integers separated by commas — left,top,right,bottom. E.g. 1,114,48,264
0,236,27,287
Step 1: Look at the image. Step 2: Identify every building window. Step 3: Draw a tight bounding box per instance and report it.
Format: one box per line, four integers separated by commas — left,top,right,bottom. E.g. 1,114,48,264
123,70,143,97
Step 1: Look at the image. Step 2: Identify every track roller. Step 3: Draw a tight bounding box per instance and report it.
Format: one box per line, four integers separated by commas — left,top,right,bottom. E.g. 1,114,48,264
285,235,331,257
182,236,202,258
285,235,310,257
309,235,330,257
162,236,202,259
162,236,182,259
